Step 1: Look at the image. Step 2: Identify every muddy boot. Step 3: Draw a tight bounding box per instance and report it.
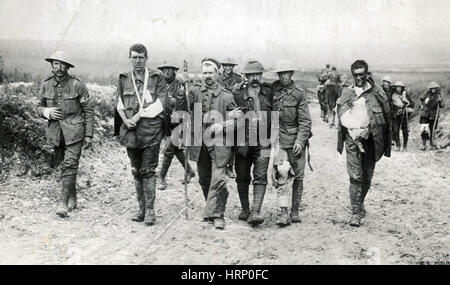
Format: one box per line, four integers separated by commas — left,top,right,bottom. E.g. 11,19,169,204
131,178,145,222
157,156,172,190
290,180,303,223
247,184,266,226
67,175,77,211
214,217,225,230
402,134,408,152
143,176,156,226
349,183,362,227
360,203,366,218
157,177,167,190
237,185,250,221
276,207,291,226
56,177,71,218
181,170,196,185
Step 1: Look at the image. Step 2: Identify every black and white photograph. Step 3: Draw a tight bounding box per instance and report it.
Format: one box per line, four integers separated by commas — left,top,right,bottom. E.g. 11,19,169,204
0,0,449,269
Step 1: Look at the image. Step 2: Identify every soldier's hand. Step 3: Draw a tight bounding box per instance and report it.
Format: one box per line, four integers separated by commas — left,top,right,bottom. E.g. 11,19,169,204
356,128,370,140
209,123,223,134
48,107,62,120
293,143,304,156
124,119,136,129
83,137,93,150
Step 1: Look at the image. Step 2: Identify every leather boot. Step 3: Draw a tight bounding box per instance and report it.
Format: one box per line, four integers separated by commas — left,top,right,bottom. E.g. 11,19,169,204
420,138,427,151
360,183,370,218
276,207,291,226
290,180,303,223
247,184,266,226
403,133,408,151
131,177,145,222
349,183,362,227
67,175,78,211
174,151,196,185
157,156,172,190
237,184,250,221
143,176,156,226
56,177,71,218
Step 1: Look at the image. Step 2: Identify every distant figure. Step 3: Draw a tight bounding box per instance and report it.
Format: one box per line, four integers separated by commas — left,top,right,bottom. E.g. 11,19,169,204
317,64,331,121
219,57,243,179
419,82,444,150
391,81,414,151
336,60,391,227
37,51,94,218
381,75,395,102
325,66,341,127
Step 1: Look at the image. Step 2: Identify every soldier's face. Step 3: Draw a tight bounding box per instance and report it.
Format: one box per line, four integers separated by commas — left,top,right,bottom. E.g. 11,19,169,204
162,68,176,79
277,71,293,86
52,61,68,77
202,65,218,86
246,73,262,88
130,51,147,73
382,81,391,89
430,88,437,94
352,68,367,87
223,64,234,74
395,86,403,94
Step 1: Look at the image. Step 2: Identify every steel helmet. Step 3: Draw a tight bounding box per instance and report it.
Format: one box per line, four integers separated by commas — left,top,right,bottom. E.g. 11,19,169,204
221,57,238,66
273,59,297,73
381,75,392,83
242,59,264,74
428,82,440,89
45,50,75,68
157,61,179,71
393,81,405,88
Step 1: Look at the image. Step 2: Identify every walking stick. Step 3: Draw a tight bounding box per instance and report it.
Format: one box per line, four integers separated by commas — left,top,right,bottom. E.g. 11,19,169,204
182,60,190,219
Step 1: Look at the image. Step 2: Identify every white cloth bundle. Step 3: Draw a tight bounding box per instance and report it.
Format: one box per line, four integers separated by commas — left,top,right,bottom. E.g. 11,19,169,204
341,97,369,140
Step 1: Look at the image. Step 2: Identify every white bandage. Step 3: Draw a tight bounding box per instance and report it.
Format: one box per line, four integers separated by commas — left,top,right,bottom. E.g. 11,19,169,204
43,108,51,119
202,60,219,72
116,96,125,111
140,98,163,118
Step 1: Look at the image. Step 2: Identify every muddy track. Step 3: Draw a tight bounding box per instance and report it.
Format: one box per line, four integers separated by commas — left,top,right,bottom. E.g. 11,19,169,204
0,103,448,265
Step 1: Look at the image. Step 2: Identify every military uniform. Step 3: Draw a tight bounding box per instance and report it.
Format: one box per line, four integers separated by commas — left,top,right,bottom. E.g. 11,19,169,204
325,69,341,126
337,78,391,226
37,73,94,216
114,68,167,225
318,68,330,119
391,89,414,150
156,76,195,189
271,79,312,223
187,82,242,223
233,81,273,225
218,72,243,92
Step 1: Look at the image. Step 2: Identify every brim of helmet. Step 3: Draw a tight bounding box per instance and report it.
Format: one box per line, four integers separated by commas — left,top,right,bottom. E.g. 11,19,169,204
243,70,264,74
273,69,297,73
45,58,75,68
157,66,179,71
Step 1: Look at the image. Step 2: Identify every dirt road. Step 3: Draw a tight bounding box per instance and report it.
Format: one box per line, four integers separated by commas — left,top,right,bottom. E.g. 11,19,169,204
0,103,449,265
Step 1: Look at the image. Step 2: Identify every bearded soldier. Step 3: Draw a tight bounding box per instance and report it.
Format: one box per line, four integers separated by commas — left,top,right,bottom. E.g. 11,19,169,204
232,59,272,226
218,57,243,179
270,60,312,226
185,58,243,229
336,60,391,227
155,61,195,190
37,51,94,218
114,44,169,226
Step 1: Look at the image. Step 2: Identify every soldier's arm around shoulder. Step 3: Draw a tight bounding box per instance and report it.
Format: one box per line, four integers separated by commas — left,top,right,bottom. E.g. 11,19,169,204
75,79,95,138
295,88,312,148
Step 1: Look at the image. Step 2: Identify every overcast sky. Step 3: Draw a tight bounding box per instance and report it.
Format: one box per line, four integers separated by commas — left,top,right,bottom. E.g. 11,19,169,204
1,0,450,68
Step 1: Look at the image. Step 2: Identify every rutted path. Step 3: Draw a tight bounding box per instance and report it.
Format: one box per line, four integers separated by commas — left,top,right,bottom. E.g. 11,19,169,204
0,103,448,264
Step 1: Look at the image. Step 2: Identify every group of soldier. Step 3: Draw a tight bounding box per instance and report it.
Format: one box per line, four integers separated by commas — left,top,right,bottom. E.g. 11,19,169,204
35,43,442,230
318,65,445,152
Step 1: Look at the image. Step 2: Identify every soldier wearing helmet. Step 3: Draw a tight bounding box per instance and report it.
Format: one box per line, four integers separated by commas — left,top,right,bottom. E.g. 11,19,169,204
155,61,195,191
231,59,272,226
391,81,414,151
381,75,395,101
270,59,312,226
317,64,332,121
418,82,444,150
37,50,95,218
218,57,242,179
